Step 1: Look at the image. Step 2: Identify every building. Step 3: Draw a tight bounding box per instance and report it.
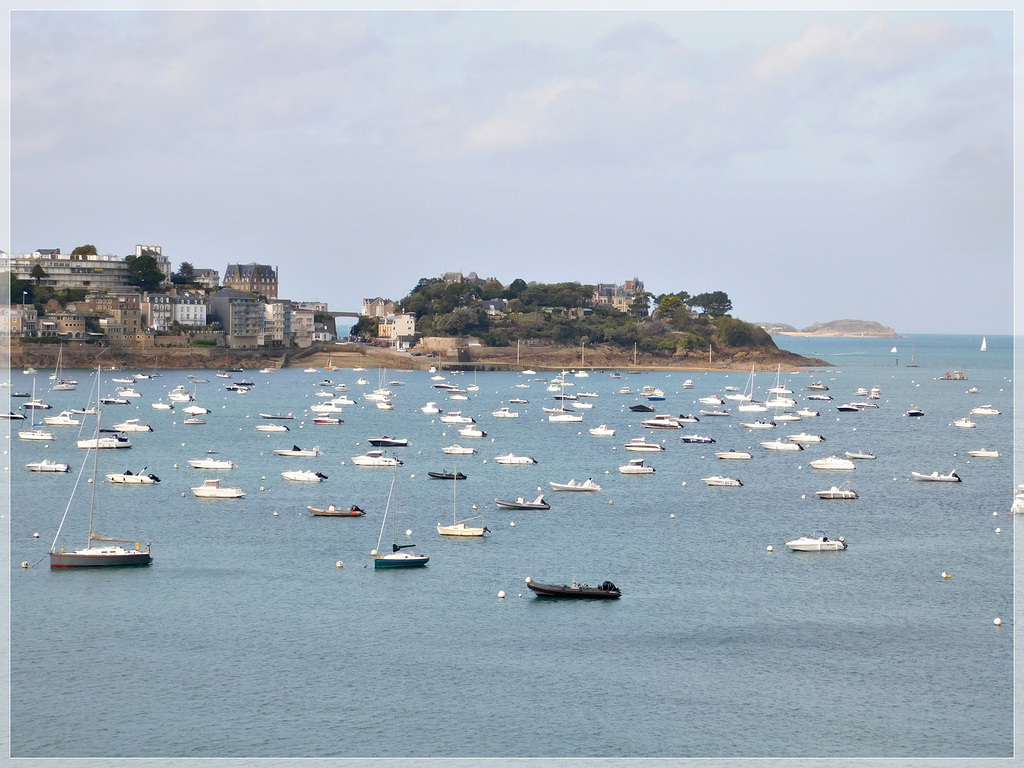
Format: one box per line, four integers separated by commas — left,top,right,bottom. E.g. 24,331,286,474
141,293,175,332
362,297,395,318
2,249,133,291
224,263,279,299
593,277,646,314
290,307,315,349
193,268,220,291
135,245,173,282
378,313,417,350
208,288,265,348
174,292,207,328
263,301,289,347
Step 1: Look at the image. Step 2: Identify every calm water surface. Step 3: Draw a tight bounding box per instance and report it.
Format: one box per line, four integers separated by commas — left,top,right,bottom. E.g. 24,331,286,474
7,334,1015,762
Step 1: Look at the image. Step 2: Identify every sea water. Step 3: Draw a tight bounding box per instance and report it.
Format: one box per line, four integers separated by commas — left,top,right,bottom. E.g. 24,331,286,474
7,334,1014,760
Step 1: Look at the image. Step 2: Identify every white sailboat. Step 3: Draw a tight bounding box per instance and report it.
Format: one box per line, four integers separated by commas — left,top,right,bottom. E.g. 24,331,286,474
50,343,77,391
49,369,152,567
981,337,987,351
437,465,488,537
373,469,429,568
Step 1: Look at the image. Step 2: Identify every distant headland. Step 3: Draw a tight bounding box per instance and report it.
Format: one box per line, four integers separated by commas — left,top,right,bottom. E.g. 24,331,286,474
758,319,898,338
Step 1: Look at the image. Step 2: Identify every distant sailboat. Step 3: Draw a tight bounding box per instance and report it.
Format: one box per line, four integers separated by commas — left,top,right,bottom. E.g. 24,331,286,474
981,337,987,352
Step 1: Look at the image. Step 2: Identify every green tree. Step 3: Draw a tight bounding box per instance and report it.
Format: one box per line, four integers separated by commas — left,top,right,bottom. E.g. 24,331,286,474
172,261,196,285
349,316,378,340
654,295,684,321
30,264,48,285
124,254,165,291
71,244,98,257
691,291,733,317
630,290,653,317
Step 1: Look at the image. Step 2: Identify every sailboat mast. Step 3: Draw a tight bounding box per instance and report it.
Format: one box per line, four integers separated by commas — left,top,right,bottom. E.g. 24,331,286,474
87,366,102,546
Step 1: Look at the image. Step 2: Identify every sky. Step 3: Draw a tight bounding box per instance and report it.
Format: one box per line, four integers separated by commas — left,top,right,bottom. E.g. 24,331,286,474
4,4,1016,336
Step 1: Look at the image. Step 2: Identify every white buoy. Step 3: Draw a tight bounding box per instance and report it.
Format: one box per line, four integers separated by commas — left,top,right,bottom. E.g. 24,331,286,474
994,511,999,516
472,504,478,510
370,549,377,556
273,511,279,516
670,513,675,519
498,590,505,599
510,521,516,527
22,561,28,568
767,545,773,552
406,529,412,536
995,528,1001,534
524,576,532,583
33,532,39,538
800,494,806,500
681,481,686,486
181,492,185,497
336,560,344,568
87,478,93,483
994,617,1002,626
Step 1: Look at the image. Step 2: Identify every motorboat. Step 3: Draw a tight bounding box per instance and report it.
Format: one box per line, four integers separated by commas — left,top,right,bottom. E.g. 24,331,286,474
806,394,833,401
683,379,694,389
495,494,550,510
19,427,56,441
44,411,81,427
760,439,803,451
619,458,655,474
188,454,238,470
624,437,665,452
441,445,476,455
904,406,925,417
675,414,700,423
26,459,72,472
183,405,210,415
629,404,656,413
549,478,602,492
699,408,731,417
106,469,161,485
458,425,487,438
259,412,295,420
810,456,856,471
77,432,132,449
641,415,681,429
308,504,365,517
112,419,153,433
740,420,776,429
525,577,621,599
168,386,194,402
368,436,410,447
183,417,206,425
255,424,290,432
698,395,724,406
190,479,245,498
22,398,53,410
680,434,715,444
494,453,537,465
836,403,861,413
273,445,323,457
421,402,442,414
310,401,344,414
953,418,976,429
771,412,802,422
548,411,583,423
351,450,403,467
911,470,962,483
428,470,467,480
440,412,474,424
785,534,847,552
1,412,26,420
492,407,519,418
737,402,769,413
806,381,829,391
702,476,742,486
641,386,665,401
150,401,174,410
788,432,824,443
816,485,858,500
967,449,1001,458
845,451,876,460
114,387,141,399
970,405,1000,415
313,417,342,425
509,398,529,404
588,425,616,437
796,408,821,418
715,450,752,460
282,469,328,482
966,386,980,394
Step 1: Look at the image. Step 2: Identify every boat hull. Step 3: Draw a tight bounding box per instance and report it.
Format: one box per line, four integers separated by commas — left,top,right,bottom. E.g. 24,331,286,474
50,547,152,568
526,580,621,599
374,553,429,568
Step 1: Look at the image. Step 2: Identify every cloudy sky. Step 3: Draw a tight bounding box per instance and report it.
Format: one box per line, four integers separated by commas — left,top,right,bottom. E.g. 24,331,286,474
7,5,1014,335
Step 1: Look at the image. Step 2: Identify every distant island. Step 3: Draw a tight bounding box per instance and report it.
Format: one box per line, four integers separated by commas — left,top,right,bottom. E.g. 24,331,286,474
758,319,898,338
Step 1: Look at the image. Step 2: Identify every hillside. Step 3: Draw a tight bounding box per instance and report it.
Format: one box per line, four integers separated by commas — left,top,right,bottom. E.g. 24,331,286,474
760,319,897,337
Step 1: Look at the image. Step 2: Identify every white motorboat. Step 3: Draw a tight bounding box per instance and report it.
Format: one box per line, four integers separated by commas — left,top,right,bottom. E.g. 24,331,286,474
699,408,731,417
190,479,245,498
845,451,876,460
806,394,833,402
715,450,752,460
310,401,344,414
458,425,487,438
492,407,519,418
106,469,161,485
44,411,81,426
698,395,724,406
494,453,537,465
151,401,174,410
785,534,847,551
26,459,72,472
77,432,132,449
548,412,583,423
273,445,323,457
19,427,56,441
255,424,290,432
188,454,238,470
967,449,1001,458
680,434,715,444
282,469,328,482
788,432,825,443
970,405,1000,415
351,450,403,467
495,494,550,510
440,412,474,424
313,417,341,425
760,439,803,451
641,415,681,429
111,418,153,433
624,437,665,452
168,385,194,402
702,475,742,486
911,470,962,483
904,406,925,417
737,402,768,413
98,396,129,406
810,456,856,471
421,402,442,414
183,405,210,415
953,418,976,429
796,408,821,418
806,381,829,391
619,458,655,474
816,485,858,500
183,417,206,425
115,387,142,399
740,420,776,429
441,444,476,455
588,424,616,437
549,478,602,492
